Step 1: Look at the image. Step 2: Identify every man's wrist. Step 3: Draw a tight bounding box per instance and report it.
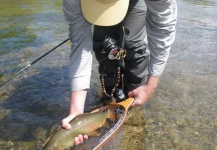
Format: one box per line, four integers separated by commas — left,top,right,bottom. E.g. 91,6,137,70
146,75,159,89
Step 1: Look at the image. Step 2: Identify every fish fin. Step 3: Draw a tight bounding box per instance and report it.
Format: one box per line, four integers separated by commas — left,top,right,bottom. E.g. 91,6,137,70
102,120,110,128
89,131,100,137
42,136,51,148
107,105,117,121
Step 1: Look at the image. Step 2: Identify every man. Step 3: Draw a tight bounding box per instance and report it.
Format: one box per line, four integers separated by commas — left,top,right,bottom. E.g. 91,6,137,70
62,0,177,145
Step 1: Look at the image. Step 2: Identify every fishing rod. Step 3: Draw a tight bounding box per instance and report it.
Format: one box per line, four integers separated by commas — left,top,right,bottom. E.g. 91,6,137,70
0,38,69,88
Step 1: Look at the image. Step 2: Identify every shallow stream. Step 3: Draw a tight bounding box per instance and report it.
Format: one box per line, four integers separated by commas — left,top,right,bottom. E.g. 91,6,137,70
0,0,216,149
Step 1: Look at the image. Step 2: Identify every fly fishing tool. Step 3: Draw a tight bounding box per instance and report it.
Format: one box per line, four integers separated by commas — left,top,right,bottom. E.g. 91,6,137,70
100,35,126,102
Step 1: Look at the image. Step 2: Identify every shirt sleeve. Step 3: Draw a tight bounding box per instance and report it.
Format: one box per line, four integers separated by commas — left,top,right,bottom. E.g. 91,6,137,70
63,0,93,91
145,0,177,77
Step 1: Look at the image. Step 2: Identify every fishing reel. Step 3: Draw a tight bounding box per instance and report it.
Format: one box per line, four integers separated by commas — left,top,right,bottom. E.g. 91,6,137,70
102,36,126,60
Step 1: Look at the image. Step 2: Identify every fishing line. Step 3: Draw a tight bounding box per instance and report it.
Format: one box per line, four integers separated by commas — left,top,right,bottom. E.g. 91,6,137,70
0,38,69,87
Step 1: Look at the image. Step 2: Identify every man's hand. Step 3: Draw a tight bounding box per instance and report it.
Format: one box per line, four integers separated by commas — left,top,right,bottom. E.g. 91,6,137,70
128,76,159,106
62,115,88,145
62,114,76,130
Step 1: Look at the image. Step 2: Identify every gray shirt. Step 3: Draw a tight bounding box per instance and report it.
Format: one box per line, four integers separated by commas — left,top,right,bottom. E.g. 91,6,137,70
62,0,177,91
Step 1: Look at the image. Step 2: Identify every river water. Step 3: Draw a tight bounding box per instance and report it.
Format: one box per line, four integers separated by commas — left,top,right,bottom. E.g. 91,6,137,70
0,0,216,150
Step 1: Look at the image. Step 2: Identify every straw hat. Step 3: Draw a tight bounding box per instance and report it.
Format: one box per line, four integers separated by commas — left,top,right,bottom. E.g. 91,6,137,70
81,0,129,26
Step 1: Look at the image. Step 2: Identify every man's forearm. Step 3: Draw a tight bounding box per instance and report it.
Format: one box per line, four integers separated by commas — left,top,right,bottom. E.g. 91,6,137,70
146,75,159,89
69,90,87,115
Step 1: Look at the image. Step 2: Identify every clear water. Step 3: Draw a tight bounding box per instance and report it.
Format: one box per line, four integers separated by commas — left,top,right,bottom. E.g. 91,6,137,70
0,0,216,149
